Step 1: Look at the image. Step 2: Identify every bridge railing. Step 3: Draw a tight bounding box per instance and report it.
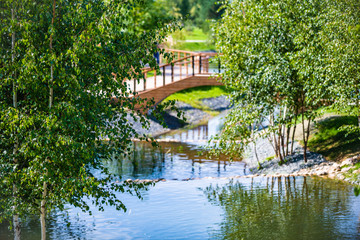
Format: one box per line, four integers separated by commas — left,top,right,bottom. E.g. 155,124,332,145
132,49,219,93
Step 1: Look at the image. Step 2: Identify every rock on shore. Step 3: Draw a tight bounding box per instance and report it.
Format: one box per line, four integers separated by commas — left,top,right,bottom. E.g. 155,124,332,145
246,143,360,185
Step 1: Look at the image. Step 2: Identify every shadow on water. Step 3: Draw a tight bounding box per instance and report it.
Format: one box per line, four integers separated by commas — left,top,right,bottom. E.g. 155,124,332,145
203,176,360,240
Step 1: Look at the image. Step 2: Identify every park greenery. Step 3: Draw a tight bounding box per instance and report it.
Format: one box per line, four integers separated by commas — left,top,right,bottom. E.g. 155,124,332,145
165,86,228,114
0,0,359,238
164,0,224,32
0,0,179,239
212,0,360,166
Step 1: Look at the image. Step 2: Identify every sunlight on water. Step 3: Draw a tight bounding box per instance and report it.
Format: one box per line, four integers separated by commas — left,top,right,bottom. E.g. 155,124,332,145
1,120,360,239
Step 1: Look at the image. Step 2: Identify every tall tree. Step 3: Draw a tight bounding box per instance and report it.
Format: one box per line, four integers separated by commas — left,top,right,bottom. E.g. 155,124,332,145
211,0,335,164
322,0,360,133
0,0,178,238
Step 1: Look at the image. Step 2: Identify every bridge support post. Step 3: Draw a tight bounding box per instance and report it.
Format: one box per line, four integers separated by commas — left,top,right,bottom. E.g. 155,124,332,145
199,55,202,74
171,64,174,82
192,56,195,76
163,66,166,86
218,58,221,73
144,72,146,91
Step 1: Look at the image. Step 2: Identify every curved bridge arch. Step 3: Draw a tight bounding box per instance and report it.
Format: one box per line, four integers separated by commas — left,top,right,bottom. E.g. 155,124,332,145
135,73,222,108
128,49,222,109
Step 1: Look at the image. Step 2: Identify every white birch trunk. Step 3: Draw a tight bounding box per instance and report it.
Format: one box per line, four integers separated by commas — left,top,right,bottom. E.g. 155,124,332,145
41,1,56,239
11,4,21,240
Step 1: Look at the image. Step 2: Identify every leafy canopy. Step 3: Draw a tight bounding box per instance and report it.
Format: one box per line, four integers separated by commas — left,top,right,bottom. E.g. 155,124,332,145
0,0,179,223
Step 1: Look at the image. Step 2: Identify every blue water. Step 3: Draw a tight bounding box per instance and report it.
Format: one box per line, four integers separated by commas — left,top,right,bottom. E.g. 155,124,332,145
1,123,360,239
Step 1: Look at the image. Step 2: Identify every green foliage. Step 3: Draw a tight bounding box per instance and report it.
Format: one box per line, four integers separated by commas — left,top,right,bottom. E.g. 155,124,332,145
169,0,224,32
308,116,360,161
0,0,179,230
210,0,359,163
265,155,275,162
129,0,177,32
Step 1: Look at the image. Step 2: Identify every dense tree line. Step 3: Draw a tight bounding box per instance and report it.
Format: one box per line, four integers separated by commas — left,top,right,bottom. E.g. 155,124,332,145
165,0,224,32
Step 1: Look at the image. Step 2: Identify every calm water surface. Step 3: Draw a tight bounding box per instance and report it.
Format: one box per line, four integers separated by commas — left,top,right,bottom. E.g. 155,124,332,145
1,120,360,239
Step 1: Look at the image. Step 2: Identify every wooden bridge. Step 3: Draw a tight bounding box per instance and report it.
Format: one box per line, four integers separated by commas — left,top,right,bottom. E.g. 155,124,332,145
127,49,222,109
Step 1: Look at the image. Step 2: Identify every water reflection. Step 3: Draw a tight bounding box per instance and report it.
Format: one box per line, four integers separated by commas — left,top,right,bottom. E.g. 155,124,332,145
158,112,227,143
204,176,360,240
105,141,246,180
2,177,360,239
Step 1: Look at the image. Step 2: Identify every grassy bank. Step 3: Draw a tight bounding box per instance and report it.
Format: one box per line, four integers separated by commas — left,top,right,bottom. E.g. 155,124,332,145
307,114,360,162
164,86,228,115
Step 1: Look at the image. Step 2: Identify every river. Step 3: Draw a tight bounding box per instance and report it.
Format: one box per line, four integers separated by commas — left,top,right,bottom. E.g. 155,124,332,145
1,114,360,239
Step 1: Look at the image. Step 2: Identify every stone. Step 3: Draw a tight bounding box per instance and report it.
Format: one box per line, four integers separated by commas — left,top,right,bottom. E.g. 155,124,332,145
328,173,336,178
340,156,360,167
337,174,345,180
341,166,352,173
333,166,341,172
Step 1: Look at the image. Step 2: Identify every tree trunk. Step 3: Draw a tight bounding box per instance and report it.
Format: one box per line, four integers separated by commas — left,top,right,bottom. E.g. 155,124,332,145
41,1,56,239
49,0,55,109
278,124,283,163
11,5,21,240
281,106,287,158
277,108,283,163
271,113,279,158
285,125,291,156
358,93,360,128
301,107,307,163
306,117,311,143
40,181,47,240
291,112,297,155
13,212,21,240
252,123,261,169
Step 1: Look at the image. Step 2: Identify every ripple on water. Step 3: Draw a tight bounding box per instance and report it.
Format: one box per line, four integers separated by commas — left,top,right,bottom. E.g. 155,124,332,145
2,177,360,240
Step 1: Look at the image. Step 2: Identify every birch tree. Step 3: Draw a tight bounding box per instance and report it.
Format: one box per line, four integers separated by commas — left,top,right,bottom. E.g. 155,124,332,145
211,0,336,164
0,0,178,238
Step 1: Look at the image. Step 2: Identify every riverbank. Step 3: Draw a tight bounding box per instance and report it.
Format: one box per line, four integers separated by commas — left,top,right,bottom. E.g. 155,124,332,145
130,96,360,186
245,152,360,185
129,95,231,137
243,115,360,186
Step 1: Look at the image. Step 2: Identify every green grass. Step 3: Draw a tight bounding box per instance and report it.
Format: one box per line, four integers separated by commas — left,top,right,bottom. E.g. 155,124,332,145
184,28,208,41
171,27,216,52
264,155,275,162
307,115,360,161
178,42,216,52
164,86,228,115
